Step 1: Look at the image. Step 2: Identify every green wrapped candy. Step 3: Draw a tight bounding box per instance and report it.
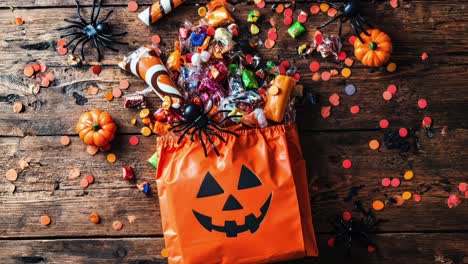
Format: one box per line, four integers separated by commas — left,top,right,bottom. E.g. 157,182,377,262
242,69,259,90
148,152,159,169
288,21,306,39
266,61,276,71
229,63,239,73
247,10,260,23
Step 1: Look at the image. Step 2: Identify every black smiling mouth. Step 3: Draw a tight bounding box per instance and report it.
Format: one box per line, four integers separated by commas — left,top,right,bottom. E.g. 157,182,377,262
192,193,273,237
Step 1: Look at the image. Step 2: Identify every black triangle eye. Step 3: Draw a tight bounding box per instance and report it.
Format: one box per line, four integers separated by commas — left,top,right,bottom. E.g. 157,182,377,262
197,172,224,198
238,165,262,190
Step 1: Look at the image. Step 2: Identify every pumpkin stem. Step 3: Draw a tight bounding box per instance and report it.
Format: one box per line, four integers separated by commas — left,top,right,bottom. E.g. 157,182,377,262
369,42,378,50
91,123,101,131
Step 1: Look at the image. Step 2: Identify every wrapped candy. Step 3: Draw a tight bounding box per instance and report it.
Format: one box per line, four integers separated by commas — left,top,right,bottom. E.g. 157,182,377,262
190,26,208,47
138,0,185,26
241,108,268,128
119,47,184,109
247,10,261,23
241,69,258,90
206,0,229,12
288,21,306,39
202,7,234,27
264,75,296,123
208,62,228,82
166,41,183,73
317,35,342,60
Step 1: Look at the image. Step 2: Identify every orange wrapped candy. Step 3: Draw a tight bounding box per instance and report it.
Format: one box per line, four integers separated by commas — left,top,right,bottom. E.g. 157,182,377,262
203,7,234,27
138,0,185,26
264,75,296,123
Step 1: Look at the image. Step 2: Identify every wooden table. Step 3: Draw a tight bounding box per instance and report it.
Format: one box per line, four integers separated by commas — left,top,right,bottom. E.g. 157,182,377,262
0,1,467,263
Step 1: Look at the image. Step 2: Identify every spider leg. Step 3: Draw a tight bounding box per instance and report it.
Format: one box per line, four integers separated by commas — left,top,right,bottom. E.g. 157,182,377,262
358,15,374,29
176,124,196,144
63,34,83,48
96,38,119,52
60,32,82,38
317,14,342,30
93,0,103,25
98,10,113,24
350,21,365,43
203,130,220,156
90,0,97,25
190,127,198,142
198,130,208,157
338,17,344,37
71,37,87,55
205,128,226,143
64,18,85,26
74,0,88,25
354,18,370,36
56,25,82,31
80,38,91,61
92,37,103,61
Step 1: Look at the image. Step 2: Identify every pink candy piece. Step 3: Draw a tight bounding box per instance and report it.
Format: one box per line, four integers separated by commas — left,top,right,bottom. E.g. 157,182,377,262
391,178,400,187
381,178,391,187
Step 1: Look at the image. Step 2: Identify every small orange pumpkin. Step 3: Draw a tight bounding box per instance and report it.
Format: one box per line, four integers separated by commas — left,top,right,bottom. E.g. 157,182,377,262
77,109,116,148
354,29,393,67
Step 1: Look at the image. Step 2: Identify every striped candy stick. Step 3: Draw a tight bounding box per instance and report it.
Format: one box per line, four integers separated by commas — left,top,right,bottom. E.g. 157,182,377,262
138,0,185,26
119,47,184,109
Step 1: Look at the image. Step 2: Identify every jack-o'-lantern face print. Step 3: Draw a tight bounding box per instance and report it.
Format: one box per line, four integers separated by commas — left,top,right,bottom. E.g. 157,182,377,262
192,165,273,237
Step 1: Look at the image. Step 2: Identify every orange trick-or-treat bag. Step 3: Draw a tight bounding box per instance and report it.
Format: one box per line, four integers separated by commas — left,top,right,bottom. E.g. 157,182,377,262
152,124,318,263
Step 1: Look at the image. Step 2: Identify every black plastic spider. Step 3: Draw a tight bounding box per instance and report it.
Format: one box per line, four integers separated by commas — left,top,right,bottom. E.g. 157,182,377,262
329,201,382,255
317,0,374,43
56,0,127,62
169,94,241,157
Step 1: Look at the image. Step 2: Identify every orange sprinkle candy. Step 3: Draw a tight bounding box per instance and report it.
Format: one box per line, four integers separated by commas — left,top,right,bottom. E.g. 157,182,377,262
104,91,114,101
372,200,384,211
15,17,24,25
369,140,380,150
107,153,117,163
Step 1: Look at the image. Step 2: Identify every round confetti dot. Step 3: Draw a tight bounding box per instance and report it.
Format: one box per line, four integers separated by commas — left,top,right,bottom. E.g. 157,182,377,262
387,84,397,94
85,175,94,184
368,245,376,253
140,108,150,118
86,145,99,156
321,106,331,119
141,126,152,137
283,8,293,17
264,39,275,49
112,221,123,231
393,195,405,206
60,136,71,146
465,191,468,198
57,38,67,47
161,248,169,258
350,105,360,114
342,211,352,221
381,178,391,187
344,57,354,67
327,238,335,247
104,91,114,101
128,1,138,12
120,80,130,90
345,84,356,96
329,93,340,106
15,17,24,25
312,72,321,82
80,178,89,188
112,88,122,98
418,99,427,109
92,65,102,75
107,153,117,163
413,194,422,202
283,16,293,26
320,3,330,12
369,140,380,150
151,34,161,45
421,52,429,61
386,62,397,72
309,61,320,72
422,116,432,126
391,178,401,187
310,5,320,15
342,159,352,169
275,3,285,13
129,136,139,146
379,119,390,129
348,35,357,45
337,51,347,61
268,31,278,41
382,91,393,101
399,128,408,138
372,200,384,211
298,14,307,23
402,191,412,200
40,215,51,225
458,182,468,192
327,7,337,17
341,67,351,78
404,170,414,180
293,72,301,81
321,71,331,81
57,46,68,56
256,0,265,8
6,169,18,182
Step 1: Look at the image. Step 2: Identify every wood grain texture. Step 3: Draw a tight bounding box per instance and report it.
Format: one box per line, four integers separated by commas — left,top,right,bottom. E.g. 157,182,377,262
1,233,468,264
0,0,467,263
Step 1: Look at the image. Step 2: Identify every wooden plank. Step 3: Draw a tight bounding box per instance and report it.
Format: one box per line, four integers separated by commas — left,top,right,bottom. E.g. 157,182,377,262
0,2,467,68
1,129,466,238
1,233,468,264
